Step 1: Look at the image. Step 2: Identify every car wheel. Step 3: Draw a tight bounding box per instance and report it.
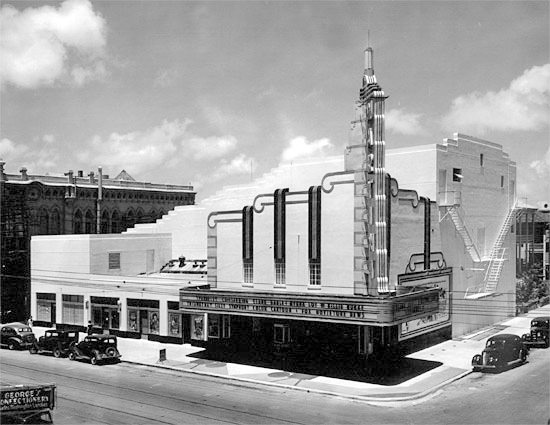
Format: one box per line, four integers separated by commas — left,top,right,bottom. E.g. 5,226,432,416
68,352,76,361
90,356,98,365
520,349,527,363
29,345,38,354
53,348,62,358
8,342,17,350
105,347,117,357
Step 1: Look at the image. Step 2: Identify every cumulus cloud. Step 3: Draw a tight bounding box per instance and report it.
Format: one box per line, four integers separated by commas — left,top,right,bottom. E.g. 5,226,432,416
1,118,241,181
76,119,192,175
188,135,238,160
385,108,425,135
442,64,550,134
0,0,107,89
530,145,550,181
0,137,60,171
281,136,334,162
75,118,240,176
211,153,256,180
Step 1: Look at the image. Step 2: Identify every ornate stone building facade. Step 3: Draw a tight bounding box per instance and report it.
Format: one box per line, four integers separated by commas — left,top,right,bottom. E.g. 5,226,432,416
0,162,195,322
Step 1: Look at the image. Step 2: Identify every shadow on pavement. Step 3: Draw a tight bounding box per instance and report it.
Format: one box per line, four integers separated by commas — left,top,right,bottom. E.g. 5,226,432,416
189,349,442,385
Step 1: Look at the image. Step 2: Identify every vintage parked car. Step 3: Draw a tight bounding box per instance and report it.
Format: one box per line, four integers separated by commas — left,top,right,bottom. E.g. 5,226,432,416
522,316,549,348
30,329,79,357
68,334,121,365
0,322,36,350
472,333,528,372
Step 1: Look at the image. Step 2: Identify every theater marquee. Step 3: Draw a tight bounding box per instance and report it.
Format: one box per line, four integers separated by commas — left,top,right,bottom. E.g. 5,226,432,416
179,286,442,326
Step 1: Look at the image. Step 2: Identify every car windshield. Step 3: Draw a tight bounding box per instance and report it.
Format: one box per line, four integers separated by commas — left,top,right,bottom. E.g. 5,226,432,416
486,339,506,348
532,320,549,328
18,327,32,332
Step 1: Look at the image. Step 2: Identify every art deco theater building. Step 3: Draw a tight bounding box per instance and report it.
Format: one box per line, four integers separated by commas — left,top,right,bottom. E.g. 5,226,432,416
31,48,517,371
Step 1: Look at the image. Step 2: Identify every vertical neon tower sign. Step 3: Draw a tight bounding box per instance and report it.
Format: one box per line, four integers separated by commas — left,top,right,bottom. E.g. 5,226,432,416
360,46,389,293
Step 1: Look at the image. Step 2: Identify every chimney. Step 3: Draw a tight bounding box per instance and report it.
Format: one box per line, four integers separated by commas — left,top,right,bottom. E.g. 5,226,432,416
65,170,74,183
77,170,83,178
88,171,95,183
20,167,28,181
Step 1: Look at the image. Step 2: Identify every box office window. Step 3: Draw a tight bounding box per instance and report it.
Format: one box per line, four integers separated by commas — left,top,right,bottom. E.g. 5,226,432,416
62,294,84,325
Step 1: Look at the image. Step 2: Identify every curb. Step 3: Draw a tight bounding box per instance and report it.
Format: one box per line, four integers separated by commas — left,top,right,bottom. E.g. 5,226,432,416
122,359,472,403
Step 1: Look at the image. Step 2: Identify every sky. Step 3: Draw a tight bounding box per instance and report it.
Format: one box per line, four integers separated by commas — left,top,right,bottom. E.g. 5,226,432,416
0,0,548,206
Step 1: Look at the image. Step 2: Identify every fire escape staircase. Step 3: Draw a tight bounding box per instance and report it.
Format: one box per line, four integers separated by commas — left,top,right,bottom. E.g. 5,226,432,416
462,203,519,298
447,206,481,263
482,204,520,293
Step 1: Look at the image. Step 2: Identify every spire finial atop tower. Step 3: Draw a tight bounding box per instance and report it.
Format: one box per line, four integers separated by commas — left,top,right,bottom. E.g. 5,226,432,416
364,31,374,76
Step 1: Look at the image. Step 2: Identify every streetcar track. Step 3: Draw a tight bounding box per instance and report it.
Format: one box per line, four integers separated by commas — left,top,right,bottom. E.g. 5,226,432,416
3,360,307,425
1,369,239,425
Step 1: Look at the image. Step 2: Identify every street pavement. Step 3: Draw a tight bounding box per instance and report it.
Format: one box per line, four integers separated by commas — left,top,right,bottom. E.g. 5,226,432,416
31,304,550,403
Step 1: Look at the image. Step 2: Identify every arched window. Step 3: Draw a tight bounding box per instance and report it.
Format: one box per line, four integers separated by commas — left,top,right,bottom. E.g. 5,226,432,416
74,210,83,234
124,209,135,230
50,209,61,234
38,208,49,234
111,210,121,233
85,210,95,233
101,210,110,234
136,208,144,224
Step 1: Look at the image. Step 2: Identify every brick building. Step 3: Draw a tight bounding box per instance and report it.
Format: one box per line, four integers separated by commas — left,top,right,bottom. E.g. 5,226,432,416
0,163,195,322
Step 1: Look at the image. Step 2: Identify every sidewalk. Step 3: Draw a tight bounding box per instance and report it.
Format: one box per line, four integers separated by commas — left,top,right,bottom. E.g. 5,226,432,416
32,304,549,403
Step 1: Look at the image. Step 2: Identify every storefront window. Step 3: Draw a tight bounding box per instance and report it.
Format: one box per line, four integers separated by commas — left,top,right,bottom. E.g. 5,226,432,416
92,307,102,326
62,294,84,325
36,293,56,323
149,311,159,334
128,309,139,332
111,310,120,329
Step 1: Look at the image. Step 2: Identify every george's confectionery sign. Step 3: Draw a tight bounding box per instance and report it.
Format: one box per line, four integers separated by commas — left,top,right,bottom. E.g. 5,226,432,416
1,386,54,412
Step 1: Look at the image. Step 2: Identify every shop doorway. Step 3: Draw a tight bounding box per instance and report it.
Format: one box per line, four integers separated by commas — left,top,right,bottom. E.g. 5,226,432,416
140,310,149,334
